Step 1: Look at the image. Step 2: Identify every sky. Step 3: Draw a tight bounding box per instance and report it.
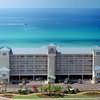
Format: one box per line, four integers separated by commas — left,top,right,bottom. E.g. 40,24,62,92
0,0,99,8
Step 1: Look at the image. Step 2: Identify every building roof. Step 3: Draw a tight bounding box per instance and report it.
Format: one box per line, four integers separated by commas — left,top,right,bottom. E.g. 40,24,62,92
12,46,93,55
12,47,48,55
0,47,11,52
57,47,93,54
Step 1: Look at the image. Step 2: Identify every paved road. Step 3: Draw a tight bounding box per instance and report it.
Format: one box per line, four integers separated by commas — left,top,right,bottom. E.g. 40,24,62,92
72,83,100,91
6,83,100,92
0,97,12,100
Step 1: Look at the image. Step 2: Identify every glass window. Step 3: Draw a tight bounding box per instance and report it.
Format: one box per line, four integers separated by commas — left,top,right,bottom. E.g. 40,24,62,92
96,52,100,55
2,52,7,56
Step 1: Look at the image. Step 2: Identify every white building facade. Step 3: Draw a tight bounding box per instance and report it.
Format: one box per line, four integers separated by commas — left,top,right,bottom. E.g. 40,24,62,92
0,45,99,84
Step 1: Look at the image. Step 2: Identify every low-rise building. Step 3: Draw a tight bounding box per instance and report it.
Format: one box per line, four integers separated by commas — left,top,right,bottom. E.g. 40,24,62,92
0,45,100,84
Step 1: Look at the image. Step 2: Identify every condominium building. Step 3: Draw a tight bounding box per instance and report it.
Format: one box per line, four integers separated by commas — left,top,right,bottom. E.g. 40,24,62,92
0,45,100,84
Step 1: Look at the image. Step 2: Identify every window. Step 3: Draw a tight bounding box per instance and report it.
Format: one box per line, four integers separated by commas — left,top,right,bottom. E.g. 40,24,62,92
20,56,25,58
2,74,6,77
97,73,100,76
2,52,7,56
48,48,56,54
96,52,100,55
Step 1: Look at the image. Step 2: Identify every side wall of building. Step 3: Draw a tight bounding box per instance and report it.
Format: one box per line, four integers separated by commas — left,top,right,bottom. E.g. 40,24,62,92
56,54,92,76
10,54,48,82
9,48,93,83
0,49,10,83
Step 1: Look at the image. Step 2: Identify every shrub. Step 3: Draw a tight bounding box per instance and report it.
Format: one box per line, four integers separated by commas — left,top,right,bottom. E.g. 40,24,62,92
67,85,72,89
63,90,68,94
38,85,48,92
48,85,63,93
68,89,76,94
53,85,63,92
39,84,63,93
75,88,80,93
67,88,80,94
18,89,29,95
38,84,64,97
32,85,38,93
64,85,80,94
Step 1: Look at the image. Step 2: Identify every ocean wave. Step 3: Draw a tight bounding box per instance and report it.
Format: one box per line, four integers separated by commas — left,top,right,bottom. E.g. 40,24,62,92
0,23,26,26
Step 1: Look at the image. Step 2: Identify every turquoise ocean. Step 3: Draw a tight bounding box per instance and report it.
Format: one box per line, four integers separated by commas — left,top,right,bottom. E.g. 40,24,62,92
0,8,100,48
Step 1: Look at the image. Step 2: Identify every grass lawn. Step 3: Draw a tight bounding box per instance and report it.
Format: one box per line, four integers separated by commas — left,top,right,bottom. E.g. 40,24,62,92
13,94,39,99
13,92,100,99
64,94,99,98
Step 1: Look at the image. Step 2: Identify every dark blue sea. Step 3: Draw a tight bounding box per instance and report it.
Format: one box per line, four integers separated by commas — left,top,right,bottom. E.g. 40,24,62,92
0,8,100,48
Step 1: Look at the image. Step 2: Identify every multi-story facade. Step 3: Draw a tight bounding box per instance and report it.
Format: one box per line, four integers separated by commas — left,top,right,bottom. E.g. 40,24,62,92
0,45,100,84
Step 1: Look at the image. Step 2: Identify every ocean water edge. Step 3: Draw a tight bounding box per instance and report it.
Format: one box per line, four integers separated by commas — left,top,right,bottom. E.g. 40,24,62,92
0,8,100,48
